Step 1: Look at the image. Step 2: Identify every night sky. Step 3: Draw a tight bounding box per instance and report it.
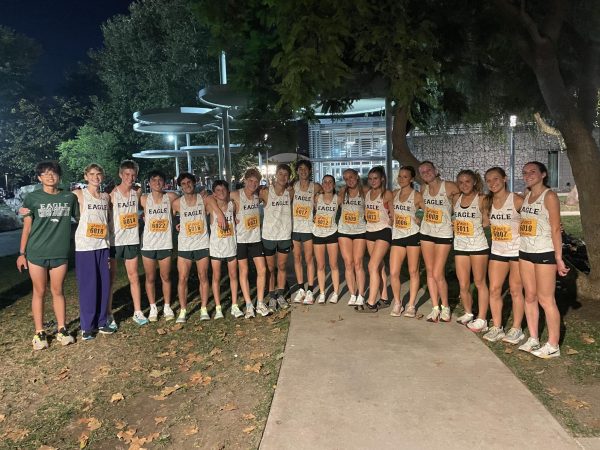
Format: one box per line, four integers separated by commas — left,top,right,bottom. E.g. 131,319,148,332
0,0,132,94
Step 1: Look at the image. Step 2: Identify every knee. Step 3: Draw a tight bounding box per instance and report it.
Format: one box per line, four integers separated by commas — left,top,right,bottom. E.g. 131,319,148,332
199,272,209,284
160,273,170,283
489,285,503,298
408,267,419,279
524,293,537,304
509,287,523,299
178,274,189,284
50,286,63,297
256,265,266,278
317,261,326,271
353,260,364,272
367,262,380,274
330,262,338,271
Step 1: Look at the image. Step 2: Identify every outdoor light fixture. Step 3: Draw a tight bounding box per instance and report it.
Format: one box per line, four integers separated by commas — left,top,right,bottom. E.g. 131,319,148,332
509,115,517,191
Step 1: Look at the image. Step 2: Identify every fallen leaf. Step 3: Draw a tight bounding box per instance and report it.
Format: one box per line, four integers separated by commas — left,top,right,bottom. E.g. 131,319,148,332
209,347,222,356
546,387,562,396
504,347,513,354
116,427,137,443
235,330,246,337
111,393,125,404
202,376,212,386
4,428,29,441
0,414,5,423
87,417,102,431
242,426,256,434
154,417,167,425
581,334,595,344
220,402,237,411
184,426,199,436
566,347,579,355
242,413,256,420
144,432,160,443
158,352,170,358
186,353,204,364
244,362,262,374
156,328,167,335
172,323,184,331
79,431,89,448
55,367,70,381
160,384,182,397
189,372,203,385
98,366,111,376
277,309,289,319
149,368,170,378
249,352,266,360
562,398,590,409
114,420,127,430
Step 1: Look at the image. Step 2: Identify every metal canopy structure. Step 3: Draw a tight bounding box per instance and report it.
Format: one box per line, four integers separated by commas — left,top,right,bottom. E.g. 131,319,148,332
314,98,386,117
133,107,215,124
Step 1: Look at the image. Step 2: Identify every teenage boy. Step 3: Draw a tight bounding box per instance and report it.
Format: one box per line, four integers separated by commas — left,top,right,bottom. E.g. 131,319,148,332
17,161,77,350
140,170,178,321
73,164,112,340
109,160,147,326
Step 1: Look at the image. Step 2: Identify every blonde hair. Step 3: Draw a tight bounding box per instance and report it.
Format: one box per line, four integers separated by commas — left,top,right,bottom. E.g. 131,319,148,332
84,163,105,175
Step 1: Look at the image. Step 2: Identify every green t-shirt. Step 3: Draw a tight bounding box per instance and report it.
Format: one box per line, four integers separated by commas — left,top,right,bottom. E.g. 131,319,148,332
24,189,79,259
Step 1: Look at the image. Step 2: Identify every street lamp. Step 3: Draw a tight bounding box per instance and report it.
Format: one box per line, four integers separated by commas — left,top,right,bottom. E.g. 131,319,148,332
509,115,517,191
4,173,8,191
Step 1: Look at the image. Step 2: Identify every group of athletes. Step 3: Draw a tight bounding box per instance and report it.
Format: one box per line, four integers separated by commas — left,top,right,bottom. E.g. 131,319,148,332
17,157,568,359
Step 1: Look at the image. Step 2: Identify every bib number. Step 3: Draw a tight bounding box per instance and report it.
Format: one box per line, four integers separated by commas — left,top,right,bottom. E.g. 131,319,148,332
86,223,107,239
315,214,332,228
519,219,537,237
217,224,234,238
342,211,359,225
245,215,259,230
149,219,168,233
119,213,138,230
294,204,310,219
365,209,380,223
454,220,474,236
394,214,411,229
185,220,204,236
424,207,442,224
491,225,512,241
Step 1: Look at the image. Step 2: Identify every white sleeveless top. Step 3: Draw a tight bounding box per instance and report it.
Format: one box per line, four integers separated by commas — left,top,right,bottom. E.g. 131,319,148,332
312,194,338,237
292,181,315,233
490,193,521,257
420,181,453,238
236,190,261,244
142,193,173,251
453,194,488,252
75,189,110,251
178,194,209,251
520,189,554,253
111,188,139,246
209,201,236,258
392,190,420,240
262,186,292,241
365,190,391,232
338,190,367,235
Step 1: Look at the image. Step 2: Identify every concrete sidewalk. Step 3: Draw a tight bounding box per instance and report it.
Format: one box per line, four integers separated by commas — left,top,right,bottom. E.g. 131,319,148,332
260,296,587,450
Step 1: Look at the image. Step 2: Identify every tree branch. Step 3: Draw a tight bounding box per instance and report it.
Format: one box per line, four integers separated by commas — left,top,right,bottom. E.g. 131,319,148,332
540,0,566,43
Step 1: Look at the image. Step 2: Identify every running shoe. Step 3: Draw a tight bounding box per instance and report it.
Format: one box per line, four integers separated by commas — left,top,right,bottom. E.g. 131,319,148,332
81,331,95,341
56,328,75,346
199,307,210,321
467,318,488,333
277,295,289,310
531,342,560,359
483,326,505,342
329,293,339,304
317,293,326,304
231,304,244,318
32,331,49,350
176,309,187,324
440,306,451,322
303,291,315,305
292,288,305,304
256,302,271,317
354,295,365,307
456,312,474,325
502,328,525,345
268,296,278,312
99,326,116,335
390,301,404,317
518,337,540,353
107,314,118,331
347,294,357,306
133,311,149,326
378,299,392,309
426,307,440,323
148,305,159,322
355,301,378,313
214,306,224,320
244,303,255,319
163,304,175,321
403,305,416,318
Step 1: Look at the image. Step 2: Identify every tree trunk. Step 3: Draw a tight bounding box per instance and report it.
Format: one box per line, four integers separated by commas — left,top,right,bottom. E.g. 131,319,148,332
391,106,420,169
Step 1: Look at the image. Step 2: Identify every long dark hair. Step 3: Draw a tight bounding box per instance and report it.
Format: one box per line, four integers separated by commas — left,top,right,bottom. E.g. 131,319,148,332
368,165,387,196
399,166,416,189
483,166,507,215
524,161,550,188
322,174,336,195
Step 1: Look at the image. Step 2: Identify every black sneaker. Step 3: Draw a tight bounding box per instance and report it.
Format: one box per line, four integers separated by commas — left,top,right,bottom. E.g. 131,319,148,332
81,330,95,341
98,326,116,335
378,299,392,309
355,302,379,313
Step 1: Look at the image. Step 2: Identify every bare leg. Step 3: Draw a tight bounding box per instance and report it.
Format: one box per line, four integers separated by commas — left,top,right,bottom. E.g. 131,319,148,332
29,263,49,331
339,237,356,295
142,256,157,306
48,264,69,329
327,242,340,294
177,257,192,309
158,257,172,305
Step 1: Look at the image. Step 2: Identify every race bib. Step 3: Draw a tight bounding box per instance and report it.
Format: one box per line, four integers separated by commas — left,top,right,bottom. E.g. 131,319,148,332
491,224,512,241
424,207,442,224
119,213,138,230
245,214,259,230
394,214,411,229
365,209,380,223
454,220,474,236
294,204,310,219
315,214,332,228
520,218,537,237
342,211,359,225
86,223,107,239
185,220,204,236
149,218,168,233
217,224,234,238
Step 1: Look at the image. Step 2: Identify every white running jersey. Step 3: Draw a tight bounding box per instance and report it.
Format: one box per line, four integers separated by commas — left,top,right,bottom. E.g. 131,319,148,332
453,194,488,251
178,194,209,251
312,194,338,237
75,189,110,251
142,193,173,251
236,190,261,244
420,181,453,238
292,181,315,233
365,190,391,232
262,186,292,241
110,188,139,246
209,201,236,258
392,190,420,240
490,193,521,257
338,191,367,235
520,189,554,253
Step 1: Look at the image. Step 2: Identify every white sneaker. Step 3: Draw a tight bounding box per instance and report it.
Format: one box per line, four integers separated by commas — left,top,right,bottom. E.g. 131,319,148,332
502,328,525,345
440,306,451,322
214,306,224,320
176,309,187,324
149,305,159,322
293,288,305,304
426,307,440,323
244,303,255,319
163,304,175,321
231,304,244,319
199,307,210,321
329,293,339,304
483,326,505,342
532,342,560,359
256,302,271,317
347,295,357,306
518,337,540,353
456,312,474,325
303,290,315,305
277,295,290,310
317,293,326,304
467,318,488,332
132,311,149,326
355,295,365,306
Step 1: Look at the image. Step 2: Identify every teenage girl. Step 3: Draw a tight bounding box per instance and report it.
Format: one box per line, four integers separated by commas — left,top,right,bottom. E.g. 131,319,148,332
518,161,569,358
418,161,460,322
452,170,490,332
389,166,423,317
312,175,340,304
337,169,367,307
482,167,526,344
356,166,393,313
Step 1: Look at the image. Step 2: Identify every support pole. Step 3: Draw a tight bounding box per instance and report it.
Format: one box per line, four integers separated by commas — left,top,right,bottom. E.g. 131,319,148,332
385,98,394,190
186,134,192,173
